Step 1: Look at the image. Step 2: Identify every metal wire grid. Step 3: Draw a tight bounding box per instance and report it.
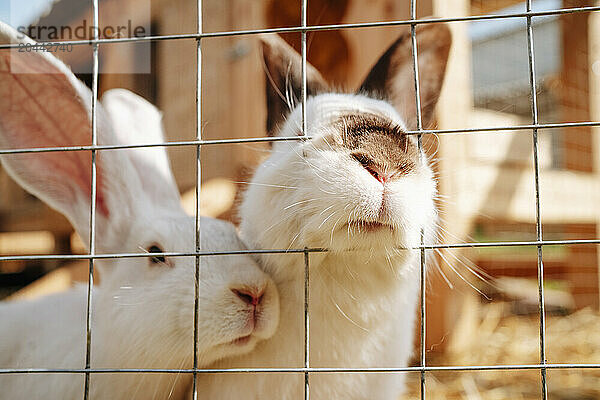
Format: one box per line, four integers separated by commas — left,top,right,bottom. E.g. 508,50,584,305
525,0,547,397
192,0,203,398
407,1,427,397
0,2,598,400
82,0,100,396
0,5,598,47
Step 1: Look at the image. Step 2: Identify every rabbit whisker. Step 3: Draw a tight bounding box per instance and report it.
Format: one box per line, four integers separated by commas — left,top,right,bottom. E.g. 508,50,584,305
286,230,303,251
283,197,324,210
233,181,299,189
317,210,338,230
434,249,490,300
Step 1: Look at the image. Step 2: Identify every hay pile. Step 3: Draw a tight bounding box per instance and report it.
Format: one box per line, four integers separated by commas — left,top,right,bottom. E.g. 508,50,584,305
401,302,600,399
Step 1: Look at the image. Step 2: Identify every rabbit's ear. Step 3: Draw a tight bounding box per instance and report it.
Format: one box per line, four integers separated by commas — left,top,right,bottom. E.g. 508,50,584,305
358,24,451,130
0,22,142,250
260,34,329,136
101,89,181,210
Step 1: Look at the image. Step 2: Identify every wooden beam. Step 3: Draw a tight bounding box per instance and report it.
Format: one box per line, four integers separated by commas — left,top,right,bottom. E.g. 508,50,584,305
471,0,526,14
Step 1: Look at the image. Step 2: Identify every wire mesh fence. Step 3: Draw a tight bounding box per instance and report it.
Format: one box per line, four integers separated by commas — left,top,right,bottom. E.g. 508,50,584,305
0,1,599,400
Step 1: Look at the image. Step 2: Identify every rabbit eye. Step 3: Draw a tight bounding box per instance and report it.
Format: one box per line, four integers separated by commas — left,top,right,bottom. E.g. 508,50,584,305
351,153,370,167
147,245,166,265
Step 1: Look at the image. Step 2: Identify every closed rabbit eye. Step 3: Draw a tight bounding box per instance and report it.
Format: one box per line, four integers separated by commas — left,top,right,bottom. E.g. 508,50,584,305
351,154,381,181
147,245,167,265
351,153,371,167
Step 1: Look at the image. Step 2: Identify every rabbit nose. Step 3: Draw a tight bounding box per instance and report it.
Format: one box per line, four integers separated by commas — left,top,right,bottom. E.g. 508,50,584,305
364,164,389,184
231,287,264,307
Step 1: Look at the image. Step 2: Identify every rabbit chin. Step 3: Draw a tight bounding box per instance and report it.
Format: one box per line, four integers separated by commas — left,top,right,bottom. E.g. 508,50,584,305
198,337,258,366
297,217,416,255
328,224,413,254
218,334,260,355
205,310,279,364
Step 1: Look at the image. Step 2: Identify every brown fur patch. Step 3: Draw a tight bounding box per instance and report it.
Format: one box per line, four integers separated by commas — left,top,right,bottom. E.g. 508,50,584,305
260,35,329,136
330,113,419,177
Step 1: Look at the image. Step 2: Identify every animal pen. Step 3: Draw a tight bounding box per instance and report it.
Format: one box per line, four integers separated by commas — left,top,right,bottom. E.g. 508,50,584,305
1,0,600,399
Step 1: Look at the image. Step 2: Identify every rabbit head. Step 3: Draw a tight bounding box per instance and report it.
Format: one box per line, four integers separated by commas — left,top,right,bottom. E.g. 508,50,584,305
240,25,451,260
0,22,278,366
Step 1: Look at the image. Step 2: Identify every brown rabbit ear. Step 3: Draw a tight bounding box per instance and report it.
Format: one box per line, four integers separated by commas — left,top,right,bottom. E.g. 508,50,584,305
358,24,452,130
260,34,329,136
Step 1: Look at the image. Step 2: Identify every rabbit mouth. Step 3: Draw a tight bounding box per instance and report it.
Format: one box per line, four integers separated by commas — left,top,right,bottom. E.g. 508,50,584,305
229,334,253,346
347,220,394,233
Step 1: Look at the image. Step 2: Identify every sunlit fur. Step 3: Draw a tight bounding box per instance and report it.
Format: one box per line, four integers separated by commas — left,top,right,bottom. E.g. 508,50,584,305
0,217,279,400
246,94,436,255
0,22,279,400
198,93,437,399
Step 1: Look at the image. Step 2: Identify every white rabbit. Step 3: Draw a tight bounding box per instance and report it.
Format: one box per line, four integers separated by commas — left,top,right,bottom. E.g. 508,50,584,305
196,25,451,399
0,22,279,400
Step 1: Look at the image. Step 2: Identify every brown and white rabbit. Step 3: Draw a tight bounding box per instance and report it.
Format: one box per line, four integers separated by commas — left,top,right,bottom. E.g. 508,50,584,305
0,22,279,400
196,25,451,399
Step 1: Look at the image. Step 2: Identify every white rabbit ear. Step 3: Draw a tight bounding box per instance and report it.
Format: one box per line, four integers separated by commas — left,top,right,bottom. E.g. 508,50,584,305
101,89,181,210
260,34,329,136
0,22,142,251
358,24,452,130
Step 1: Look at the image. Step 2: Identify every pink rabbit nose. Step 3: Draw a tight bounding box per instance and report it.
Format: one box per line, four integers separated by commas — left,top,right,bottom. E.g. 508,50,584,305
231,288,264,307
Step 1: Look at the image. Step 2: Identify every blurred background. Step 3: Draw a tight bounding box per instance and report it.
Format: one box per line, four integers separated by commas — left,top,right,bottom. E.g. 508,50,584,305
1,0,599,398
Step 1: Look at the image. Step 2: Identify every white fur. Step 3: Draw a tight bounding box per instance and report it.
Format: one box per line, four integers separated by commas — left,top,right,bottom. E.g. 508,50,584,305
0,217,279,400
0,22,279,400
197,93,437,399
